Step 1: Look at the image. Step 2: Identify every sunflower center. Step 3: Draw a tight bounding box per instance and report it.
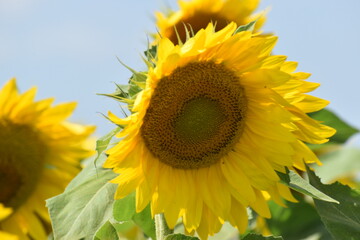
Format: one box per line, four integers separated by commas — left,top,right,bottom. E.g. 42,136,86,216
0,120,46,209
141,61,247,169
175,97,225,143
170,12,229,44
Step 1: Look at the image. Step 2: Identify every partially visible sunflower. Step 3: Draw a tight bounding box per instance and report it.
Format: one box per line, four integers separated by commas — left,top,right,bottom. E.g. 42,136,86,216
0,79,95,239
104,23,335,239
155,0,266,44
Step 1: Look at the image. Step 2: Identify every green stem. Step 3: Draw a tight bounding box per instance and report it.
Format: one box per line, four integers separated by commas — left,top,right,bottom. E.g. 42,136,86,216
155,213,173,240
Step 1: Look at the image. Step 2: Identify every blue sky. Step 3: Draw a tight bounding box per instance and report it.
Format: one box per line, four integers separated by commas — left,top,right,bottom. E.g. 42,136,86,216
1,0,359,141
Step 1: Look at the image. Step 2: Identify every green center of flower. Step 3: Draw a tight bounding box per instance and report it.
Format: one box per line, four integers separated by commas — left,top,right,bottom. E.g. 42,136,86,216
141,61,247,169
175,97,225,143
170,12,229,44
0,120,46,210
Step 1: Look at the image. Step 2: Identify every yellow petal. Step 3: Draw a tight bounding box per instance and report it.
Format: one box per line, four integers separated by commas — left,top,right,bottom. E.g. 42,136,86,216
228,198,248,233
250,190,271,218
38,102,77,126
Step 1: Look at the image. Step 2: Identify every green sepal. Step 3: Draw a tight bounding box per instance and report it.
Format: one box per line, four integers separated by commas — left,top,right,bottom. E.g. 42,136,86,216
97,92,128,104
116,57,145,81
116,56,147,87
182,22,192,42
98,79,144,104
144,45,157,58
173,25,184,46
234,21,256,35
128,78,145,97
144,44,157,63
112,83,130,99
307,165,360,239
98,58,147,105
165,233,199,240
277,168,338,203
242,233,283,240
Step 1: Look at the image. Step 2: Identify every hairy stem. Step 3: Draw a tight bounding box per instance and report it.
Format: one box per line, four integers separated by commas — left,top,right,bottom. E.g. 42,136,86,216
155,213,173,240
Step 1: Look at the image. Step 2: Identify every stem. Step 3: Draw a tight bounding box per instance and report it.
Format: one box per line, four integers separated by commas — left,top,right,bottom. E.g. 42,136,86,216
155,213,173,240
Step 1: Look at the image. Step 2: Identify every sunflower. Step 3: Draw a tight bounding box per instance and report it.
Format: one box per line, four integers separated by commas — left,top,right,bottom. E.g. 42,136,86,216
104,23,335,239
0,79,95,239
155,0,266,44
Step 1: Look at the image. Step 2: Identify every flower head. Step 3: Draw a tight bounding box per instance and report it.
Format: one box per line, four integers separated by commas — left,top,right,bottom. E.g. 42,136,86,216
155,0,266,44
105,23,335,239
0,79,95,239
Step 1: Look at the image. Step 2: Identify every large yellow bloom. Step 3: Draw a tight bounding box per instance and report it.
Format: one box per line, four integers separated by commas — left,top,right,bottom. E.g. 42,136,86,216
0,79,95,239
104,23,335,239
155,0,266,44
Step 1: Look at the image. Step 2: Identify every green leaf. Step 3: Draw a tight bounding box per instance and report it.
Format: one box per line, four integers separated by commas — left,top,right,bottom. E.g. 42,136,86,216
309,109,359,143
266,200,331,240
94,221,119,240
113,192,155,239
94,127,122,165
133,204,156,240
234,21,256,34
307,165,360,240
46,163,118,240
111,221,136,235
65,153,107,191
113,192,136,221
277,169,339,203
242,233,283,240
315,147,360,183
165,233,199,240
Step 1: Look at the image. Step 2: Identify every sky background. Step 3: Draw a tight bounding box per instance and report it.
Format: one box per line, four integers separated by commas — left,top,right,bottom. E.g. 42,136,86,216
1,0,359,143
